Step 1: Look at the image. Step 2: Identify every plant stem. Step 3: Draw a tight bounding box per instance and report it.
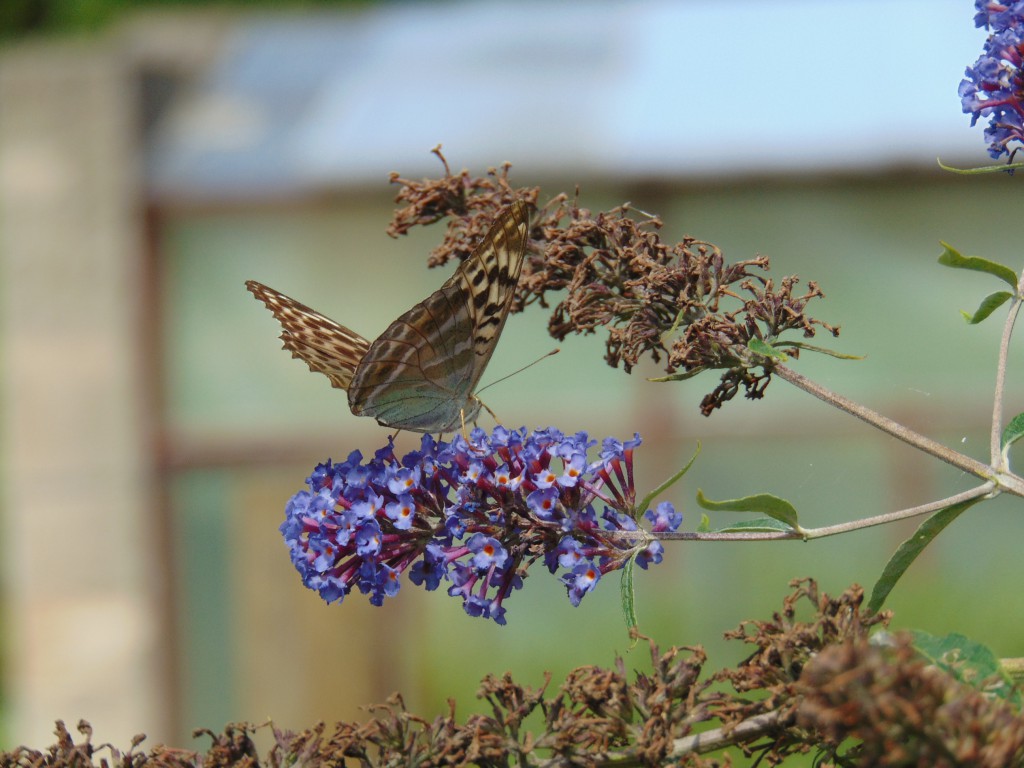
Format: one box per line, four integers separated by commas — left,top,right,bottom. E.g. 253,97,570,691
990,272,1024,466
571,710,787,766
669,711,785,758
628,483,992,543
800,484,992,538
773,363,1024,495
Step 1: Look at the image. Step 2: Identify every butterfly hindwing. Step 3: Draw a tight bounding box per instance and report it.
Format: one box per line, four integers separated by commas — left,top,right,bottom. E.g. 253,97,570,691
348,201,529,432
346,278,480,431
245,280,371,391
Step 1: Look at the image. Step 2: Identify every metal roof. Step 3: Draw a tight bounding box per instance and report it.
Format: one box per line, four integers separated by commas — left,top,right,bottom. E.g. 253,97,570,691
148,0,989,201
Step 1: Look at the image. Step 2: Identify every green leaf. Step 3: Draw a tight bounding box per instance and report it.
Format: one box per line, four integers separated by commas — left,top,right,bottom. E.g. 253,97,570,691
937,157,1024,174
708,517,796,534
909,630,1020,704
648,368,704,383
1002,658,1024,688
646,338,860,381
780,341,865,360
636,442,700,516
867,498,980,614
620,555,638,639
911,631,1001,679
748,337,788,361
696,490,804,533
960,291,1013,324
1001,411,1024,454
696,513,711,533
938,242,1019,289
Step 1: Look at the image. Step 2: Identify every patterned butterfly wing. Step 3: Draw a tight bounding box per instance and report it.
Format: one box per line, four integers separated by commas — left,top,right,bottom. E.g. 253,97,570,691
245,280,371,391
347,200,529,432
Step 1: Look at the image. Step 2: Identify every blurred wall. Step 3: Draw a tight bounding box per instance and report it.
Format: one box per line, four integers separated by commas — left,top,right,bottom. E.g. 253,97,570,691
0,39,163,745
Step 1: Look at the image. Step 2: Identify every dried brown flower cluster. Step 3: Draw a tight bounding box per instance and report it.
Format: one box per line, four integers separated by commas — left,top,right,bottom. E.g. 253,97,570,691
798,637,1024,766
6,582,1018,767
387,148,537,269
388,149,839,415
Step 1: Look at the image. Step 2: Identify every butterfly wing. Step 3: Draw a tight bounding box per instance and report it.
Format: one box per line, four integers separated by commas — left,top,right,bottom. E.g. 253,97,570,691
246,280,371,390
348,200,529,432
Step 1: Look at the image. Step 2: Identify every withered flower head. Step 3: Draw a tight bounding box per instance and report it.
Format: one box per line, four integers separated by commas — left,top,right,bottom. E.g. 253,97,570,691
390,148,839,415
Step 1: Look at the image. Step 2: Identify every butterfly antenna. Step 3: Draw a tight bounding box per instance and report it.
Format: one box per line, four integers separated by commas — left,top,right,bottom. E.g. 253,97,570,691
474,351,557,432
476,349,560,396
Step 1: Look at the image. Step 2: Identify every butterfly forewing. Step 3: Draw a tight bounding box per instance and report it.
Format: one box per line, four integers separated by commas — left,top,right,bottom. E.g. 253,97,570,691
458,199,530,377
247,200,529,433
348,201,529,431
245,280,371,390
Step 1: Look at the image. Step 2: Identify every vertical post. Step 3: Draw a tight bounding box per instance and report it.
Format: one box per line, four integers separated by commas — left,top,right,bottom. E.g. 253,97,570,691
0,42,167,745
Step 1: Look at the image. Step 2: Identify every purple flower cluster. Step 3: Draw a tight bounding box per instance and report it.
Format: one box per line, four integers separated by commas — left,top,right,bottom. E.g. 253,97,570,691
961,2,1024,160
279,426,681,625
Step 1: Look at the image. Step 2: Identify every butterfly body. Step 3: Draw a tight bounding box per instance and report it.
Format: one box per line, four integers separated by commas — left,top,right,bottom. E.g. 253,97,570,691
247,201,529,433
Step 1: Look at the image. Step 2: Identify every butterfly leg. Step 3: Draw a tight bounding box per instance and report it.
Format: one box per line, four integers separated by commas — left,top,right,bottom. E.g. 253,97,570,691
478,398,501,426
459,398,502,441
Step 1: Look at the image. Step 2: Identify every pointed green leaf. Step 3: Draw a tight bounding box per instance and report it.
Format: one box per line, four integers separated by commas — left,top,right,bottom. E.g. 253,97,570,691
620,554,638,639
960,291,1012,324
648,368,704,383
748,337,788,360
1001,411,1024,453
636,442,700,516
696,513,712,533
937,157,1024,174
709,517,796,534
867,498,980,614
661,307,686,341
696,490,803,532
938,242,1019,289
780,341,865,360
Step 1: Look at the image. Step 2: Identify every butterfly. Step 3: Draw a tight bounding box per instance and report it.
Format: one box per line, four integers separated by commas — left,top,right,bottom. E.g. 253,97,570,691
246,200,529,433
